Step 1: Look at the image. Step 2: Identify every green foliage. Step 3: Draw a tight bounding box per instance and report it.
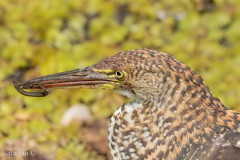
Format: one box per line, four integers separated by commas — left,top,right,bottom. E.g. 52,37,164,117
0,0,240,159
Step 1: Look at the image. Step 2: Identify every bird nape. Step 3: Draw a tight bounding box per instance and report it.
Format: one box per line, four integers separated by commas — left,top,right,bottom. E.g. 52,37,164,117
13,49,240,160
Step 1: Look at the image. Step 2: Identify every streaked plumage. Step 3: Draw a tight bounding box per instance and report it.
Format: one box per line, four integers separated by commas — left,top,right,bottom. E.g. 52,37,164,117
14,49,240,160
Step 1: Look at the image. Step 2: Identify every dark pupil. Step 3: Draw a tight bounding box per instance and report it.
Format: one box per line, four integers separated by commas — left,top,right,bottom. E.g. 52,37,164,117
116,71,122,77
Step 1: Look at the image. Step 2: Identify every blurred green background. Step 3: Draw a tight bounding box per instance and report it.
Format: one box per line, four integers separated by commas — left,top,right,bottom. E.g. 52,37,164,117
0,0,240,159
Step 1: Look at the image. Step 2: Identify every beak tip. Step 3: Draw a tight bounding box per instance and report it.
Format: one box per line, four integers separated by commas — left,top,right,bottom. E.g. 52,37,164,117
12,80,50,97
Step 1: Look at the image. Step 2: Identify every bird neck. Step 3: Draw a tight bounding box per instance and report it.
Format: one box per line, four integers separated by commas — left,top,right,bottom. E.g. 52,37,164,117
129,83,240,159
149,79,240,133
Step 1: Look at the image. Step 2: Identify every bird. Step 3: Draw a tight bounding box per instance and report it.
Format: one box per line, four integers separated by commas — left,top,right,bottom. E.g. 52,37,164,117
13,49,240,160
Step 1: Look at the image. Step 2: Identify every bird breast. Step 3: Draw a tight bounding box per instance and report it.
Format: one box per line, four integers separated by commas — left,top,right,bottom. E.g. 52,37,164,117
108,101,144,160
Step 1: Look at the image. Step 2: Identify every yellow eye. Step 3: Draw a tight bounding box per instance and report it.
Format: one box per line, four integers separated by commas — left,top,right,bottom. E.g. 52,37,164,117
115,71,124,79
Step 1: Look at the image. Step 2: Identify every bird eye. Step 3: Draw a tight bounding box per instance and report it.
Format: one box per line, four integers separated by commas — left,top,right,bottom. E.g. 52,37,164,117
115,71,124,79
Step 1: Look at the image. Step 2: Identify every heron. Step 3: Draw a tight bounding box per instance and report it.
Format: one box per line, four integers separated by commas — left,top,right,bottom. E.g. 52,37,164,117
14,49,240,160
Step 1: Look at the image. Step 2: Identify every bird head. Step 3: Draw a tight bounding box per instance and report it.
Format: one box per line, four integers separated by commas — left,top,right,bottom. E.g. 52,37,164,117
13,49,203,102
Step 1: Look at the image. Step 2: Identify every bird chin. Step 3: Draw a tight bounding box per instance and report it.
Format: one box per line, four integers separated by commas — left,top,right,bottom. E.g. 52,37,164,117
117,89,138,99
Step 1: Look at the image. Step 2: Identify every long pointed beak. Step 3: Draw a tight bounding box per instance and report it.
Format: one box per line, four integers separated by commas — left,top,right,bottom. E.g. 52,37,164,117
13,67,118,97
